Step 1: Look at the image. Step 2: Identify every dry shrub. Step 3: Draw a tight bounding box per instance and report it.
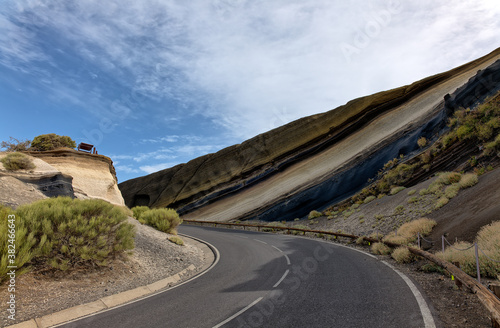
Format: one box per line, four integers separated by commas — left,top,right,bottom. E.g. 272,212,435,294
434,196,449,209
308,210,322,220
384,218,437,245
438,221,500,278
435,172,462,185
459,173,478,188
392,247,413,263
390,186,406,195
444,184,460,199
371,242,391,255
364,195,376,204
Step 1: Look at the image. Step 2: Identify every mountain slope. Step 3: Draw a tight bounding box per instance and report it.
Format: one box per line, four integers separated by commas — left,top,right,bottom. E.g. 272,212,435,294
119,47,500,221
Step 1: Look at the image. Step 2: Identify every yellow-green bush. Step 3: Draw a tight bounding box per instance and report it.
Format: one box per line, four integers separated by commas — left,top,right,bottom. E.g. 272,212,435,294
140,208,182,234
308,210,322,220
1,197,135,282
168,236,184,246
458,173,478,188
131,206,150,223
1,152,35,171
371,242,391,255
391,247,413,263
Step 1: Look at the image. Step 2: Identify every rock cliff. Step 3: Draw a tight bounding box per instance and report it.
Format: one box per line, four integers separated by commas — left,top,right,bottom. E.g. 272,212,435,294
0,149,124,208
119,47,500,221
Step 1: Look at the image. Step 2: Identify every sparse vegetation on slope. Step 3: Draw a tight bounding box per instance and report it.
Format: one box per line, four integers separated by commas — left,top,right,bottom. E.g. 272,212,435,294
438,221,500,278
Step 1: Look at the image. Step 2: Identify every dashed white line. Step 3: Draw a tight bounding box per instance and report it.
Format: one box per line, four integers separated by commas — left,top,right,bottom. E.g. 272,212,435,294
273,269,290,288
254,239,268,244
284,254,291,265
212,297,263,328
271,245,283,252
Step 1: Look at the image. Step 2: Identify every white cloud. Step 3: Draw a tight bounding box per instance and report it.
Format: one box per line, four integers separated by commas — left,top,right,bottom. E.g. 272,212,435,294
2,0,500,179
139,162,178,174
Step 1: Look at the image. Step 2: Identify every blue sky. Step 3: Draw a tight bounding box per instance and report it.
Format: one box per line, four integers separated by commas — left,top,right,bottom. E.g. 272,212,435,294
1,0,499,182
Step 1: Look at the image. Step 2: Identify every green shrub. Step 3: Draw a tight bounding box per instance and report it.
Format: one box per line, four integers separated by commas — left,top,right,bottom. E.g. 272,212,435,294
390,186,406,195
364,196,376,204
459,173,478,188
140,208,182,234
308,210,322,220
391,247,413,263
132,206,150,222
30,133,76,151
1,137,31,152
407,189,416,196
1,197,135,281
168,236,184,246
1,152,35,171
371,242,391,255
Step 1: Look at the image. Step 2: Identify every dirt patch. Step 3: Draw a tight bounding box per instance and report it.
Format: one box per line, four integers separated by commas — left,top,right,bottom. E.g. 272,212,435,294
428,168,500,245
0,218,210,328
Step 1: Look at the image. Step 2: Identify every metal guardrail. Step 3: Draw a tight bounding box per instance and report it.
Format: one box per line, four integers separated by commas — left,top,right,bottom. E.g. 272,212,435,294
183,219,500,327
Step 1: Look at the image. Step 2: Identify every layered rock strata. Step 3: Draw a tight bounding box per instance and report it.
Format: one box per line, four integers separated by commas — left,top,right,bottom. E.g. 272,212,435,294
119,47,500,221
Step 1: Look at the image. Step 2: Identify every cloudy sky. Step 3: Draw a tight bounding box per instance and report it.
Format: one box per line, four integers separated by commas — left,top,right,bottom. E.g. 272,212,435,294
1,0,499,182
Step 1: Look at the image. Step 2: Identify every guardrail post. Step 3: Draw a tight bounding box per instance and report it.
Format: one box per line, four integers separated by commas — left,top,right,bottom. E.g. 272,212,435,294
417,232,421,249
475,243,481,284
442,235,445,253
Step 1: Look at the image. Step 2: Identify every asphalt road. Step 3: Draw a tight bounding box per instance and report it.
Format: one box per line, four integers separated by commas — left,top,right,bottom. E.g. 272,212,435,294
60,226,436,328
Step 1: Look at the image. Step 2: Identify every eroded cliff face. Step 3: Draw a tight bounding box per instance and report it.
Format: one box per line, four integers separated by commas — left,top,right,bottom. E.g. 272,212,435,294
119,47,500,222
0,149,124,207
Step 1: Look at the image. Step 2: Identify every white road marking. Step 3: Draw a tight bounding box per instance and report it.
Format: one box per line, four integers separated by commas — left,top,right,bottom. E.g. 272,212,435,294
284,254,291,265
271,245,283,252
381,261,436,328
273,269,290,288
212,297,263,328
254,239,268,244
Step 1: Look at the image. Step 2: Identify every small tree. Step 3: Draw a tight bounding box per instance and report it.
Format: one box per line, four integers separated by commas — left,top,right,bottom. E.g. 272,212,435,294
30,134,76,151
1,137,31,152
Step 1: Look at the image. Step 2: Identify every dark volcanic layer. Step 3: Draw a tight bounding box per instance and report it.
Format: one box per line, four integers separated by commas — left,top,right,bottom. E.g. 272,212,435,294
119,48,500,222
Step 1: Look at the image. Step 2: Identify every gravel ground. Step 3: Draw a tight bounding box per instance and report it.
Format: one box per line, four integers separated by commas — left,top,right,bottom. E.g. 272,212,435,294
0,218,210,328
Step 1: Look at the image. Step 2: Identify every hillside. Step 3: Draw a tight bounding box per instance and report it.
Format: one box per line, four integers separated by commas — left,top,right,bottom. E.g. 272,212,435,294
119,47,500,223
0,149,124,207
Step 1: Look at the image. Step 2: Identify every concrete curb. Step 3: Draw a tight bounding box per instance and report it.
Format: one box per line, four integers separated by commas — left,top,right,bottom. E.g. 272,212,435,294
6,235,216,328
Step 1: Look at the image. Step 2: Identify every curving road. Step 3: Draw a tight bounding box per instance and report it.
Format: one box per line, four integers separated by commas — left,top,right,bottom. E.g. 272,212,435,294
59,226,436,328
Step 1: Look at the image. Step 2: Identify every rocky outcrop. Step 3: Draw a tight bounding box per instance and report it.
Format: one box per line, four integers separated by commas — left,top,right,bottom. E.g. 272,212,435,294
0,149,125,208
119,47,500,222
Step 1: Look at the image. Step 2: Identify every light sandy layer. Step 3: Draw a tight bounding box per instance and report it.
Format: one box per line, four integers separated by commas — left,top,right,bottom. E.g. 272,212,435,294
185,53,500,222
41,155,125,206
0,151,124,206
